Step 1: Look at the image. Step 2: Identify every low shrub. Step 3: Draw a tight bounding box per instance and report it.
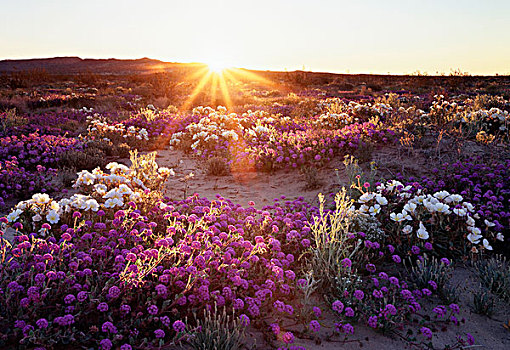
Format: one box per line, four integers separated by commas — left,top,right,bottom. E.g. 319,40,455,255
183,304,248,350
473,256,510,302
205,157,230,176
472,288,496,316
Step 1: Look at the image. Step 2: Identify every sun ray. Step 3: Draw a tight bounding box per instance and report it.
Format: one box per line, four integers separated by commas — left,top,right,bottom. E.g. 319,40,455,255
227,68,280,90
179,60,279,111
180,70,213,111
210,72,219,106
217,71,233,110
178,65,210,87
220,69,237,83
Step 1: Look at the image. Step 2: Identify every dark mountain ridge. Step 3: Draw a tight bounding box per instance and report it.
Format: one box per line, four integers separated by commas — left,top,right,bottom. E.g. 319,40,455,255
0,56,193,74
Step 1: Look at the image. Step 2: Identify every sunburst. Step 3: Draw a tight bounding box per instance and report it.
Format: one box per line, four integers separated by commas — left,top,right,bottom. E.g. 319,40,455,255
180,60,279,111
207,61,229,74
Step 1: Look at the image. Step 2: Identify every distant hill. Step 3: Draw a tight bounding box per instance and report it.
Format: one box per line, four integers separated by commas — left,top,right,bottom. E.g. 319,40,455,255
0,57,201,74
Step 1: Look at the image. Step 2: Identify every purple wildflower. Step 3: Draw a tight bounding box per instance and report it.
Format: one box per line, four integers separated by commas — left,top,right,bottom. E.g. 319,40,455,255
97,302,109,312
173,320,186,332
154,329,165,338
332,300,344,313
420,326,433,339
282,331,294,344
309,320,320,332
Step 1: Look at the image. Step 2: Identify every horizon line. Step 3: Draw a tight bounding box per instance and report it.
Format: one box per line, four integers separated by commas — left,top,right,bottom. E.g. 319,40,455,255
0,55,509,77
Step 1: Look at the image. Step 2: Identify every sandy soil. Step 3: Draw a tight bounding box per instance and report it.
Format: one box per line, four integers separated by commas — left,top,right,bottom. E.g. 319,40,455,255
156,148,343,208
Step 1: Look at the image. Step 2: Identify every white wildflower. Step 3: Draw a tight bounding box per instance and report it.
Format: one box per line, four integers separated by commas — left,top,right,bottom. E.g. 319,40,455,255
402,225,413,235
482,239,493,251
467,232,482,244
7,209,23,223
375,195,388,206
368,204,381,216
417,222,429,240
46,210,60,224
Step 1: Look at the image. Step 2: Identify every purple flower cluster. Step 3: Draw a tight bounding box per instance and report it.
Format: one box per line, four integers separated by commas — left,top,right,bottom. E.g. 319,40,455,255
0,132,84,205
405,156,509,254
0,110,89,138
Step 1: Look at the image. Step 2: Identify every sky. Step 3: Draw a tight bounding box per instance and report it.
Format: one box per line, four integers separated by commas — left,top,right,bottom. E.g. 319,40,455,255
1,0,509,75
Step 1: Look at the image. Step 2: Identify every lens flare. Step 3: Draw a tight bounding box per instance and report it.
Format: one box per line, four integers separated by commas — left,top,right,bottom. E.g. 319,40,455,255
207,61,229,74
180,61,279,111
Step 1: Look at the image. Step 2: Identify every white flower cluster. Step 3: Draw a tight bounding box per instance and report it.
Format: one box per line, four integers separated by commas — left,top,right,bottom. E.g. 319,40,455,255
245,123,274,143
430,95,462,113
313,112,359,129
87,115,149,141
421,95,464,122
169,106,275,154
5,160,173,232
75,160,172,192
463,107,509,132
170,107,241,153
242,110,276,142
7,192,101,236
355,180,503,250
370,103,394,118
80,107,94,114
7,193,62,230
317,98,395,119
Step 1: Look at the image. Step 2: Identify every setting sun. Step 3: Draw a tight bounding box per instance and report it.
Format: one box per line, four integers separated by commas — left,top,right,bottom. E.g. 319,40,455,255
207,61,231,74
181,61,277,111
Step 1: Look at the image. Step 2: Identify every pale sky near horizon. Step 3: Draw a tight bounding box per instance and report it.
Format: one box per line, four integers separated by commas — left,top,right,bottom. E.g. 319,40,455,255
1,0,509,75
